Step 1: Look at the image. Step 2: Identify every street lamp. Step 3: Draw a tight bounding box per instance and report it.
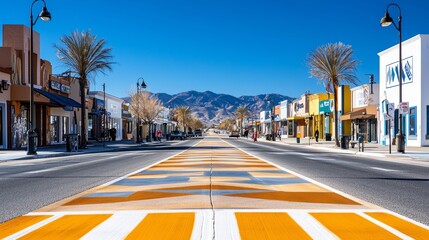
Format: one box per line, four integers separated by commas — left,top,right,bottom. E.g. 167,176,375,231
380,3,405,153
27,0,51,155
136,77,146,143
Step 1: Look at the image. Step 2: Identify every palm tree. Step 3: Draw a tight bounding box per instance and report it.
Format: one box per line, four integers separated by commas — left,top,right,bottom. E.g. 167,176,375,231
235,105,248,136
307,42,359,147
55,30,114,148
173,106,192,132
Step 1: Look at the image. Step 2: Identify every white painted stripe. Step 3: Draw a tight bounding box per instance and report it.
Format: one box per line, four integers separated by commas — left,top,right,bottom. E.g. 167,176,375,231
358,212,413,240
24,152,138,174
215,211,240,240
370,167,399,172
81,211,147,240
191,210,214,240
288,212,338,240
3,214,63,240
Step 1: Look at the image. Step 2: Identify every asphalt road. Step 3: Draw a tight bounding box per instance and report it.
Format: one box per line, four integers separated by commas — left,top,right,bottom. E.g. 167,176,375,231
1,136,428,228
0,140,199,223
224,137,429,225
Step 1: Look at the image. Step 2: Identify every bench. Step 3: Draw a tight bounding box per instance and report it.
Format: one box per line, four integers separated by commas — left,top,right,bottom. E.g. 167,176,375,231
350,141,358,148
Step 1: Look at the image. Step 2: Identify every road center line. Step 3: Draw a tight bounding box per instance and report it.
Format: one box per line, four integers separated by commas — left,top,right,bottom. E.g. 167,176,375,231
370,167,399,172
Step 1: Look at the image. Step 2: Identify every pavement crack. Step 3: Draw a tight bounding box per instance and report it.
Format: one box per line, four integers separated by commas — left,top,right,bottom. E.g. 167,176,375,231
210,147,216,240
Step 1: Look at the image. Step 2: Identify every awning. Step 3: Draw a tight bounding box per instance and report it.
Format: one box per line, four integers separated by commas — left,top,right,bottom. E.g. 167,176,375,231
340,105,377,121
35,88,81,110
286,116,306,121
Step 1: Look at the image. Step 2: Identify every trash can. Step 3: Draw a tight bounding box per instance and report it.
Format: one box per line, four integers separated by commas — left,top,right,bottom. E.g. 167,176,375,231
296,137,300,143
341,135,350,149
266,134,271,140
325,133,332,141
109,128,117,141
65,134,78,152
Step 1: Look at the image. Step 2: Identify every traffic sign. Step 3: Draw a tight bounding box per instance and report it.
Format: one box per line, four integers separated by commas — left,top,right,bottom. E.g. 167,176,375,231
399,102,409,114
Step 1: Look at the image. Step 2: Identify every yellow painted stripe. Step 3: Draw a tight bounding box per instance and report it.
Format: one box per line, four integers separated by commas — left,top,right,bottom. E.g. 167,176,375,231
0,215,52,239
18,214,111,240
236,212,312,240
311,213,401,240
125,213,194,240
366,212,429,240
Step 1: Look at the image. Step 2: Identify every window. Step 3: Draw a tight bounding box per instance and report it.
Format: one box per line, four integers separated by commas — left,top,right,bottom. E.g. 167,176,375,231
384,120,389,135
409,107,416,136
427,106,429,138
50,116,60,143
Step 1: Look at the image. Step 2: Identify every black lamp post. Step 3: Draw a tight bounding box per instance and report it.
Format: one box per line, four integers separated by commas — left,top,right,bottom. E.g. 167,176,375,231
27,0,51,155
381,3,405,153
136,77,146,143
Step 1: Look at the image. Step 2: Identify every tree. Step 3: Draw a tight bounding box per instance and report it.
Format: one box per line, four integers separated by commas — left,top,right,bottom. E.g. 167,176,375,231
129,91,164,141
189,117,204,130
235,105,248,136
218,118,235,132
55,30,114,148
173,106,192,132
307,42,359,147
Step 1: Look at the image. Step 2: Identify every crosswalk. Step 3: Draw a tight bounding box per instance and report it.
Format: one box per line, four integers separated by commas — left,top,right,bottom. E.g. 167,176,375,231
1,139,428,239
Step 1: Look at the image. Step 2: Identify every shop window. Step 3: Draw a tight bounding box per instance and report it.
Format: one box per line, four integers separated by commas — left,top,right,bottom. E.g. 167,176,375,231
50,116,60,143
426,106,429,139
384,120,389,136
62,116,69,137
409,107,417,136
0,106,3,146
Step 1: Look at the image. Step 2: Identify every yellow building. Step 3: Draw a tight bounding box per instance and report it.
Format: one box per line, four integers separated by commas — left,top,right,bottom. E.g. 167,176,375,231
309,93,333,140
337,85,352,138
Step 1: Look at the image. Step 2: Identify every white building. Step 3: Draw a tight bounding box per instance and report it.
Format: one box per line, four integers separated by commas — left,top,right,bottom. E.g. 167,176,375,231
88,91,124,141
378,34,429,147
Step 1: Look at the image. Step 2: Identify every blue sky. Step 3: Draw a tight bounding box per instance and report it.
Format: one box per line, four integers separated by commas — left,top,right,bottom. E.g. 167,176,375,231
1,0,429,98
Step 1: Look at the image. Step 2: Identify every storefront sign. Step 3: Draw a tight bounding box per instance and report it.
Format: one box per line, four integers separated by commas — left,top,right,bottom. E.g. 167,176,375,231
61,85,70,94
50,80,61,91
386,56,413,88
50,80,71,94
319,100,332,114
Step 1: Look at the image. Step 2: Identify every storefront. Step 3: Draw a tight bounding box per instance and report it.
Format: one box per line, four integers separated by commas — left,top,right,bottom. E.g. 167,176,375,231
287,94,310,138
378,34,429,146
279,100,290,138
88,91,123,141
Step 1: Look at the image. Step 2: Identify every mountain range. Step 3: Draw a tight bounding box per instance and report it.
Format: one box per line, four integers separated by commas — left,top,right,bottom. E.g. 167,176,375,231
124,91,294,126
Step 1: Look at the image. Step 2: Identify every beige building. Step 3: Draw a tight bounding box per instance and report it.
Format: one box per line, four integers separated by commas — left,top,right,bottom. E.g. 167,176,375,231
0,24,81,149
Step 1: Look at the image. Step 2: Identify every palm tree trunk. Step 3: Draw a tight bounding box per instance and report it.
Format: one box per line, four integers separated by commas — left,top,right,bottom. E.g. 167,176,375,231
80,80,87,148
333,87,340,147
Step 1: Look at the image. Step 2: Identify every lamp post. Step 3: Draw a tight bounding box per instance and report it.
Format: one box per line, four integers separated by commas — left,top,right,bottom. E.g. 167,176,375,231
381,3,405,153
136,77,146,143
27,0,51,155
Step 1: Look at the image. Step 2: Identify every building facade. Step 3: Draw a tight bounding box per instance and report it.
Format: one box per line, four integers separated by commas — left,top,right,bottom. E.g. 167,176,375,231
1,25,81,149
378,34,429,147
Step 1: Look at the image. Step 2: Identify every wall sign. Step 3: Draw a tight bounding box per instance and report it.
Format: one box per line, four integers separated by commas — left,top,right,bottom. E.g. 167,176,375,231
50,80,71,94
319,100,332,114
386,56,413,88
50,80,61,91
61,85,70,94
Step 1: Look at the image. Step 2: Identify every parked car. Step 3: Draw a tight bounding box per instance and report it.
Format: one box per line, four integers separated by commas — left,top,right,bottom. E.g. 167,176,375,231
229,131,240,138
187,131,195,137
194,129,202,136
170,130,184,140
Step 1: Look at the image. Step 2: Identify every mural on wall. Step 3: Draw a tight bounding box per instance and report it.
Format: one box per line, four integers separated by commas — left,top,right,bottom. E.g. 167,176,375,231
386,56,413,88
11,106,28,148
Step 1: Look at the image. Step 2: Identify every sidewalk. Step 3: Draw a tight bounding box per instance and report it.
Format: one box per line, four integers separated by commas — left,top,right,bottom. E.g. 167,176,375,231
2,136,428,163
246,135,429,162
0,139,164,162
